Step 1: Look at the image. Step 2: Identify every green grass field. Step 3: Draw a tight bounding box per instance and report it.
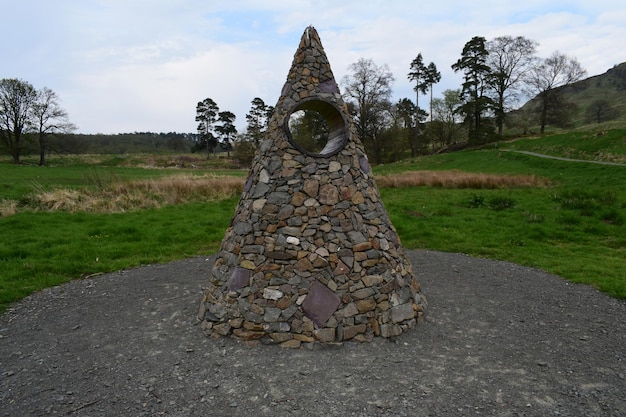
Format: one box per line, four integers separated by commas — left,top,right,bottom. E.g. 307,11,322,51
1,130,625,312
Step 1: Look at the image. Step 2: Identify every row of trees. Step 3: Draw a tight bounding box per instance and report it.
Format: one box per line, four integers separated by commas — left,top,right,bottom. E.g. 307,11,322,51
199,33,588,166
451,36,586,142
0,78,75,165
194,96,273,162
338,35,588,163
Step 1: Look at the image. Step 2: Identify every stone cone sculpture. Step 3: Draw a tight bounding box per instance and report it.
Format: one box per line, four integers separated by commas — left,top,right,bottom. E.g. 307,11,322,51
198,26,426,346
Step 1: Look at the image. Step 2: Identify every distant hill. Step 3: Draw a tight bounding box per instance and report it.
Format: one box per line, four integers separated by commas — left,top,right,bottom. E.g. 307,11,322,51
565,61,626,124
515,62,626,132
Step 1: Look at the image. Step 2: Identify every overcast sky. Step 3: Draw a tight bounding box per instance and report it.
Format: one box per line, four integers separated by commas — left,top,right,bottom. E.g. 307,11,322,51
2,0,624,134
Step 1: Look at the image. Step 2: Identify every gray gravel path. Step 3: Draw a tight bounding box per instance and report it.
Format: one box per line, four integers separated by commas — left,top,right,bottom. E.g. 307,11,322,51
1,250,625,416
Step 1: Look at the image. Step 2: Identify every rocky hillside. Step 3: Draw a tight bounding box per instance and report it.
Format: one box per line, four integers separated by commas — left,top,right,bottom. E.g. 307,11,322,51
566,61,626,124
517,61,626,130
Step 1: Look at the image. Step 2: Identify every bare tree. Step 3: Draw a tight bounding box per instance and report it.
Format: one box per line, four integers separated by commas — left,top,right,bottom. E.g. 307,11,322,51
486,36,538,135
526,51,586,134
585,99,619,124
31,87,76,165
342,58,394,164
0,78,37,164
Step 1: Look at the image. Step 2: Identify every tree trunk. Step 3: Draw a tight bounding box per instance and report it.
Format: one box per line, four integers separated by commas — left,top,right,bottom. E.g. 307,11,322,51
539,99,548,135
9,131,21,164
39,133,46,166
415,89,420,147
497,92,505,135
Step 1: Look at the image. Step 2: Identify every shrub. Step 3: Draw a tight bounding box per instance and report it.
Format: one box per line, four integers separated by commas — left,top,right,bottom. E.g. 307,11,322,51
488,196,516,211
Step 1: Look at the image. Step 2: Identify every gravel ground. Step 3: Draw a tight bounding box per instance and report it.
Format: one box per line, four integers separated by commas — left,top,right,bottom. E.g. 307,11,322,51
1,250,625,417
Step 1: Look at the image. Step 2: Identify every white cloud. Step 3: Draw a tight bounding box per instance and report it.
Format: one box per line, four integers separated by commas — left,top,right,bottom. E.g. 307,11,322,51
2,0,624,134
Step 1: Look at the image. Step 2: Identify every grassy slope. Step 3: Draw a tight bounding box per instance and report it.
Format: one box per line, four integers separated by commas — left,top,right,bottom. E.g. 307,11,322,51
378,146,625,298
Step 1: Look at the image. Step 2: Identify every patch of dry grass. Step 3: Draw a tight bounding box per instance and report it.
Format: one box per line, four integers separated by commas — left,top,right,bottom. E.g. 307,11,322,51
0,200,17,217
4,170,550,216
26,174,244,213
376,170,550,189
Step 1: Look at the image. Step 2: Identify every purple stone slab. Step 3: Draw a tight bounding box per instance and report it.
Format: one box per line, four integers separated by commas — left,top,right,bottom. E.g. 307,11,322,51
301,281,341,327
227,267,252,291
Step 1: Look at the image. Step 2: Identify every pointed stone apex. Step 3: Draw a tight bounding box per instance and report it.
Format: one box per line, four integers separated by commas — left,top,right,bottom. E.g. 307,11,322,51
280,26,340,102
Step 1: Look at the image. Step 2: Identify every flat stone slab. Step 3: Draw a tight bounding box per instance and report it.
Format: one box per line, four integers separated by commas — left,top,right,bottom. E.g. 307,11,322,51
1,250,625,416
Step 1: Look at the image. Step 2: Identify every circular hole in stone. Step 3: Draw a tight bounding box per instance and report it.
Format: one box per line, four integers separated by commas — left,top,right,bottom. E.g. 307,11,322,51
285,99,348,157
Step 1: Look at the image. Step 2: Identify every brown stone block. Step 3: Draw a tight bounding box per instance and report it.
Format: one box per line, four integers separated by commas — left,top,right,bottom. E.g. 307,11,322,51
353,241,372,252
266,251,296,260
351,191,365,205
277,296,292,310
239,259,255,270
351,334,369,342
301,317,315,333
368,317,380,336
291,318,303,333
280,339,302,349
319,222,332,232
333,260,350,275
295,257,313,271
314,328,335,343
293,334,315,342
291,191,306,206
233,328,265,341
356,299,377,313
362,275,383,287
259,263,281,272
303,179,320,197
380,279,398,294
342,324,367,340
319,184,339,205
362,259,380,267
317,205,332,215
269,332,294,343
213,323,231,336
312,255,328,268
228,318,244,328
354,252,367,262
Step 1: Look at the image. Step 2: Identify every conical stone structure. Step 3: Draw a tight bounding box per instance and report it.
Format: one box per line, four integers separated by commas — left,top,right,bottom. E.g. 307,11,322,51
198,26,426,346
